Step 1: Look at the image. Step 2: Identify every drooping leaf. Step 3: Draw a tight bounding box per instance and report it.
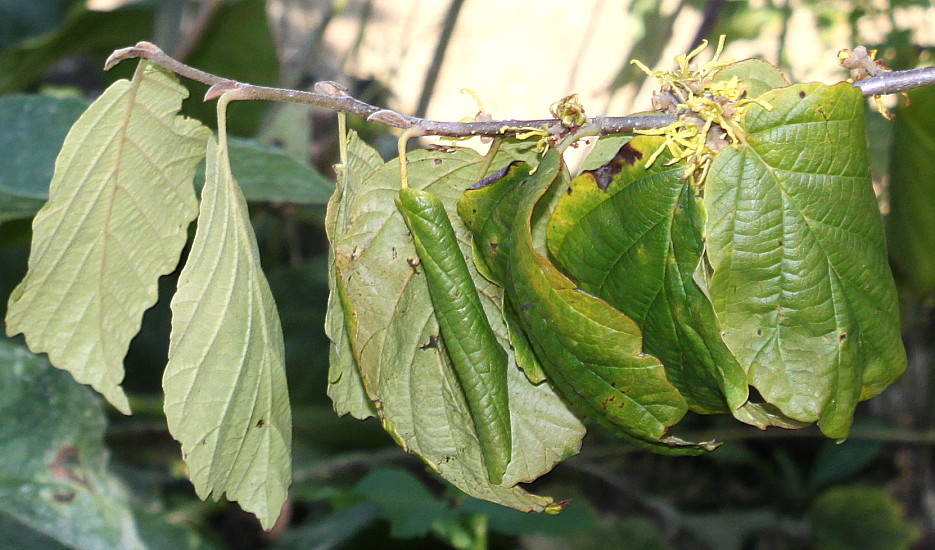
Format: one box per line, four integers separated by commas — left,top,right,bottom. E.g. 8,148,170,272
807,486,919,550
331,147,585,511
704,82,906,437
459,152,712,455
888,85,935,297
0,339,146,550
547,137,748,415
325,129,382,420
0,93,87,222
6,62,210,414
164,131,291,530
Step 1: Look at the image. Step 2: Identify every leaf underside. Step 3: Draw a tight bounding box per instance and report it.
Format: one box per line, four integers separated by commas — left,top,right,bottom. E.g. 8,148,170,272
5,62,210,414
164,136,292,531
327,142,584,511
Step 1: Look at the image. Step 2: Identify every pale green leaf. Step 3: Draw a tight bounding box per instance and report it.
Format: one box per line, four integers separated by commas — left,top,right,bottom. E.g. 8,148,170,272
0,339,146,550
164,135,292,531
325,129,383,420
704,82,906,437
331,148,585,511
5,63,210,414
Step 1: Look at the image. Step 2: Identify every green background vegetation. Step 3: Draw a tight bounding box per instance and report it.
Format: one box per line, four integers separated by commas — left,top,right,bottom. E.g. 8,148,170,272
1,0,934,548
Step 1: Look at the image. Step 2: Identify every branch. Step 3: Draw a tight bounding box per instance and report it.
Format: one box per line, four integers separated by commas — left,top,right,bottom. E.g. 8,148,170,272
105,41,935,139
853,65,935,96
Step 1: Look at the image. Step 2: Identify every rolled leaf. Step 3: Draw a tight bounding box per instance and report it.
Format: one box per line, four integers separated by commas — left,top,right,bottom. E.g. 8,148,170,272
547,137,748,415
396,188,511,484
459,152,714,455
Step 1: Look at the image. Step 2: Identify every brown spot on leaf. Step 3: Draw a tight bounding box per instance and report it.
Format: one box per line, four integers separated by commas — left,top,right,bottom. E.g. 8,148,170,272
489,242,499,252
407,257,421,273
434,158,443,165
798,91,806,98
839,333,847,342
583,142,643,190
256,419,265,428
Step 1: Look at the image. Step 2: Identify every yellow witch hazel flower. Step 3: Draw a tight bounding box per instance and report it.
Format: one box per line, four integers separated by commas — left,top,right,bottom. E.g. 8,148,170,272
631,36,771,187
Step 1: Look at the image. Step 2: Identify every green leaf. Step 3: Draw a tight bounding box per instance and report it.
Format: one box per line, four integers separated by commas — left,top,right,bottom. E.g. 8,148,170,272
0,93,87,222
164,127,292,530
6,63,210,414
807,486,919,550
888,85,935,297
331,147,585,511
547,137,748,415
396,187,512,484
197,137,333,205
0,2,153,94
460,152,711,455
713,58,789,98
0,0,67,50
0,339,146,550
354,468,447,539
325,129,383,420
704,82,906,437
807,421,887,491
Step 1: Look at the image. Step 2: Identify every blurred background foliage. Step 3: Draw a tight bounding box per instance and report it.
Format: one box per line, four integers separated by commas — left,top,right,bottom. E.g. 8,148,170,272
1,0,935,548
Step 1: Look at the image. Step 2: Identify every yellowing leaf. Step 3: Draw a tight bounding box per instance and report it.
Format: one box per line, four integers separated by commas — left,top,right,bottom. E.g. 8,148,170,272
163,126,291,530
325,129,382,420
5,62,210,414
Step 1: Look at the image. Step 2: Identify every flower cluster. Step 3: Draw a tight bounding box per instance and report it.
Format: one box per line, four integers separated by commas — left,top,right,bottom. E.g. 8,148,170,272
632,36,771,187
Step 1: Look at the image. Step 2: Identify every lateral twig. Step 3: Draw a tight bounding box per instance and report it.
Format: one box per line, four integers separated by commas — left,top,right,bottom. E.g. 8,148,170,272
105,41,935,139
